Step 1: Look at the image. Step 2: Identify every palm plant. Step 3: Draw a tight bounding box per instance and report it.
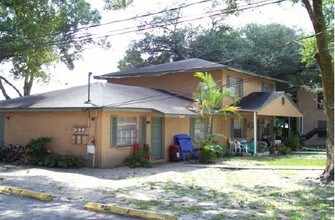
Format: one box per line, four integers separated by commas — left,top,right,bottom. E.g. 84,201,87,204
192,72,238,163
193,72,238,135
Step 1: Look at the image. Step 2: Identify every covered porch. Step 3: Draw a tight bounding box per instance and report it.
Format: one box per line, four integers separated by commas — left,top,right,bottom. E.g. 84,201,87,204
229,92,303,155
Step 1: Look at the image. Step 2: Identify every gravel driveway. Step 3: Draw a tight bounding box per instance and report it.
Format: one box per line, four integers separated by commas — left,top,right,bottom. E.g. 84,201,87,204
0,162,332,219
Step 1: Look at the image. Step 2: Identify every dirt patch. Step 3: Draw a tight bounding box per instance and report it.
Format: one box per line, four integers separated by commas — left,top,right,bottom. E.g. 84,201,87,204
0,162,333,219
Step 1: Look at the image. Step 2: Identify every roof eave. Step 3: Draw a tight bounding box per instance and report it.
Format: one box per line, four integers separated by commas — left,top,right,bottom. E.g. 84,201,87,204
225,67,288,84
94,67,225,79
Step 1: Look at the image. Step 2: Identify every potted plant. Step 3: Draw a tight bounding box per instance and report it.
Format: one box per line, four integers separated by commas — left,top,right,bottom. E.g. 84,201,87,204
258,146,266,153
269,145,276,154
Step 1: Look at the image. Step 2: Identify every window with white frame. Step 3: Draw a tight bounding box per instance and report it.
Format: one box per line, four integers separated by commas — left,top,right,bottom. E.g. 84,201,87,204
116,117,138,146
227,76,243,97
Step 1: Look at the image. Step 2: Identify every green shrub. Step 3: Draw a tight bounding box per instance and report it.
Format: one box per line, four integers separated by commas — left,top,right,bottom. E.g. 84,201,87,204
44,154,61,167
44,154,80,168
57,155,80,168
124,145,152,168
285,135,301,151
198,134,226,163
278,146,291,155
199,144,224,164
26,136,52,164
25,136,80,168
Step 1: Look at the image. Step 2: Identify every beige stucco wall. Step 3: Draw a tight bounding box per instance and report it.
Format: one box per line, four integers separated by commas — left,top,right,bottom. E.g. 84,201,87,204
107,69,276,103
240,114,274,141
2,108,286,168
98,111,192,167
297,89,327,146
221,69,276,106
99,111,153,168
3,111,100,164
2,110,199,168
107,70,222,99
258,94,302,117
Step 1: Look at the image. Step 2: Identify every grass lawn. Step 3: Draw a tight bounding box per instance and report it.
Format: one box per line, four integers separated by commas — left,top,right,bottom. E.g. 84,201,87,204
222,154,327,167
107,160,333,219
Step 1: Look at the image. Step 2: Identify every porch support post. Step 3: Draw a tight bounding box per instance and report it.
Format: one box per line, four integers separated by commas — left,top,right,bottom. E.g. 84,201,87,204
288,117,291,137
253,111,257,155
301,115,304,134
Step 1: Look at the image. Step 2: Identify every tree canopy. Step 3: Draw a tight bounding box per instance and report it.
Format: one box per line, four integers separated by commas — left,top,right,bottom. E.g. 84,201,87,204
118,12,314,86
0,0,103,97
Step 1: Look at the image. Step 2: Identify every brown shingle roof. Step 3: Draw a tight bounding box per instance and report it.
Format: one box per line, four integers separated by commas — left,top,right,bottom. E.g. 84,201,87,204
95,58,287,83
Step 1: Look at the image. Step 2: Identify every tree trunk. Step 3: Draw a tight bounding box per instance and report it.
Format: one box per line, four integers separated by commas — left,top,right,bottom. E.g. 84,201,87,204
23,73,34,96
207,116,213,136
302,0,334,182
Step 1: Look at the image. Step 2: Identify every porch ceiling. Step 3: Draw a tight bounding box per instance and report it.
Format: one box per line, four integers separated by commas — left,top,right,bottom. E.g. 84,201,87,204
237,92,302,117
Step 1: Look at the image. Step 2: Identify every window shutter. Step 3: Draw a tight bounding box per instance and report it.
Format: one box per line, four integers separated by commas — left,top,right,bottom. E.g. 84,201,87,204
190,118,195,140
230,118,234,138
141,116,147,145
243,119,247,138
110,116,117,147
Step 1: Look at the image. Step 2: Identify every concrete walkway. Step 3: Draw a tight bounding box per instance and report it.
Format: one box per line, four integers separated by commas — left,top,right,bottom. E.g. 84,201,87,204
188,164,324,170
292,150,326,155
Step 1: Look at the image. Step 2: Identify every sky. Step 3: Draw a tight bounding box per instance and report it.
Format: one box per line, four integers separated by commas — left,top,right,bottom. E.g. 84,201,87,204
2,0,315,98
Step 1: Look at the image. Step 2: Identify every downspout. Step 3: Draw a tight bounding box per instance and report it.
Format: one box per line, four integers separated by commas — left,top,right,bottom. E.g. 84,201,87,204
253,111,257,155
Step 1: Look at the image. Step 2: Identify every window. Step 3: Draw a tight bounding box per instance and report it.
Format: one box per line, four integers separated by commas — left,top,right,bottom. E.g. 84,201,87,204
227,76,243,97
262,83,273,92
233,119,243,138
317,92,324,109
317,121,327,138
190,118,207,142
231,119,247,138
111,117,139,147
261,119,271,136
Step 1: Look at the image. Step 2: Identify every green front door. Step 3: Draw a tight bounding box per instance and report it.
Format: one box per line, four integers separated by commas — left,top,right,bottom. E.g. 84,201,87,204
151,118,163,160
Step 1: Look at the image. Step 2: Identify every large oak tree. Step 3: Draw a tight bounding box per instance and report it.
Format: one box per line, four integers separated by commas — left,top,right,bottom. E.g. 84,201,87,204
300,0,334,182
0,0,102,98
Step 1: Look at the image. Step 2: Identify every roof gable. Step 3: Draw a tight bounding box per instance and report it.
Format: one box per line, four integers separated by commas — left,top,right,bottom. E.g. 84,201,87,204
238,92,302,117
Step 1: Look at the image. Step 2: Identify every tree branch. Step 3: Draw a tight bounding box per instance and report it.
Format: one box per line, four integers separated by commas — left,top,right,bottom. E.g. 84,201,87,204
0,79,11,100
0,76,23,98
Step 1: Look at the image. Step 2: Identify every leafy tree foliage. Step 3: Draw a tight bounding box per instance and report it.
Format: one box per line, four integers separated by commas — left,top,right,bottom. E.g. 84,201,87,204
188,25,245,63
235,24,304,77
117,9,197,70
0,0,102,97
118,14,311,85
